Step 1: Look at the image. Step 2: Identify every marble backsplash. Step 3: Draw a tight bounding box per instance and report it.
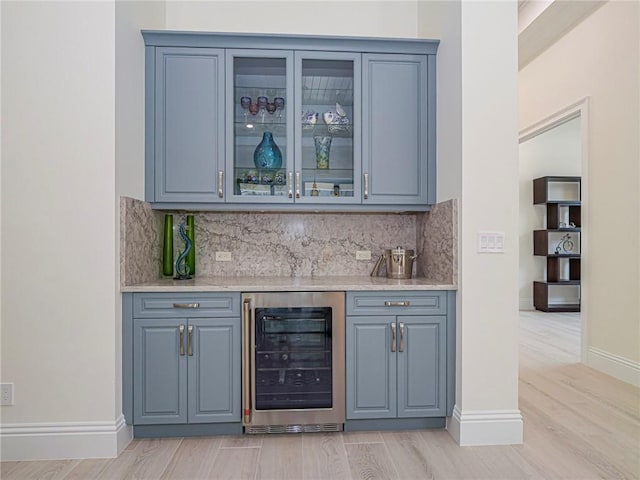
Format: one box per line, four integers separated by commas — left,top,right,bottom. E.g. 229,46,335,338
120,197,458,286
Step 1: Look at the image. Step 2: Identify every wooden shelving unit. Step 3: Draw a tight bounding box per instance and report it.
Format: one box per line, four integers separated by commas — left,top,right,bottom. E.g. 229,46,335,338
533,176,581,312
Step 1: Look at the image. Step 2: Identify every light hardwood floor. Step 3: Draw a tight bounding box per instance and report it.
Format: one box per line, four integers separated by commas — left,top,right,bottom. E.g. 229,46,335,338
2,311,639,479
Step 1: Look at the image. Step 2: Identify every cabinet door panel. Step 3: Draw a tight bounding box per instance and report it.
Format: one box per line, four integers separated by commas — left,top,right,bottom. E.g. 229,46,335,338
133,319,187,424
397,316,446,417
188,319,241,423
362,54,428,205
346,316,396,419
154,47,225,203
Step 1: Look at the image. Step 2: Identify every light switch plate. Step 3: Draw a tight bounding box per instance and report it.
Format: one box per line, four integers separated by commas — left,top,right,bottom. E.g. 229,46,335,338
478,232,505,253
215,251,232,262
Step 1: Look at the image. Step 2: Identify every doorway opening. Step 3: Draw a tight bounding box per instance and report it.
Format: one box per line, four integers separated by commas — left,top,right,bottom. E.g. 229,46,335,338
518,98,589,363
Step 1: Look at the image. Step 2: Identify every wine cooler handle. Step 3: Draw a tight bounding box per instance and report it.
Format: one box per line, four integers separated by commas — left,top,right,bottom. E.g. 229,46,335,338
218,171,224,198
399,322,405,352
391,322,397,352
288,172,293,198
242,299,252,425
364,173,369,200
187,325,194,356
295,172,301,199
179,324,185,356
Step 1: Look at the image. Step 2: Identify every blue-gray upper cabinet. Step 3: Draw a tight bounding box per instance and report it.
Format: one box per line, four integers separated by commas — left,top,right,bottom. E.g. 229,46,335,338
346,291,450,420
142,31,438,210
146,47,225,204
362,54,435,206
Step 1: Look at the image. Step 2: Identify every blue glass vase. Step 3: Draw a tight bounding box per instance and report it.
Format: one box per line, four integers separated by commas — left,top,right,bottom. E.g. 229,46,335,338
254,131,282,169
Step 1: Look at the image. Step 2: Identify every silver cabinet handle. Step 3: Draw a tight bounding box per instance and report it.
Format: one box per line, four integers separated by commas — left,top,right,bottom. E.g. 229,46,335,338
218,171,224,198
295,172,301,199
391,322,396,352
187,325,194,356
384,301,410,307
288,172,293,198
364,173,369,200
242,299,252,425
399,322,405,352
173,303,200,309
179,324,185,356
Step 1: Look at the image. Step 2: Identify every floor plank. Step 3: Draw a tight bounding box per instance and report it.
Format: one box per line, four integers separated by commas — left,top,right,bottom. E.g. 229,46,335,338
254,434,303,480
302,433,351,480
160,437,221,480
208,446,259,480
344,442,398,480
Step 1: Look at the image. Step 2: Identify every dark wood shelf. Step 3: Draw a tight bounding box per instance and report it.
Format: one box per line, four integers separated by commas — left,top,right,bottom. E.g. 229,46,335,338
533,176,582,313
535,303,581,313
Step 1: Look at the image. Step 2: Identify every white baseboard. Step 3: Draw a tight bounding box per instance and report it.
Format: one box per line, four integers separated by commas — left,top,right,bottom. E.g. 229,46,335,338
588,347,640,387
0,415,133,461
519,297,534,311
447,406,523,446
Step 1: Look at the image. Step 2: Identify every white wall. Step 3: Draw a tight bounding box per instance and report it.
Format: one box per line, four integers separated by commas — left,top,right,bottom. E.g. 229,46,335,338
1,0,116,440
166,0,419,37
519,0,640,383
1,0,164,460
519,117,582,310
420,1,521,445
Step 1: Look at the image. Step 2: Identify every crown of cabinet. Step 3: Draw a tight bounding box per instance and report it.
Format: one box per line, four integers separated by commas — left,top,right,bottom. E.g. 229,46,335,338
532,176,581,313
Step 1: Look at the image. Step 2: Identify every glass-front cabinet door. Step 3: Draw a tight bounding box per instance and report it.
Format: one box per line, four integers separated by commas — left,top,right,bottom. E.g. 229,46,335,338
294,52,361,204
226,50,294,203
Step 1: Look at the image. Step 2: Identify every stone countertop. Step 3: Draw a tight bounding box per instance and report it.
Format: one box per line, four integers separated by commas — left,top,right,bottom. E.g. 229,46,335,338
121,276,457,292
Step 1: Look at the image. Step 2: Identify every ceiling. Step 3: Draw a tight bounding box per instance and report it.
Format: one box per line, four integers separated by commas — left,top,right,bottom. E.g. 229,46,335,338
518,0,607,70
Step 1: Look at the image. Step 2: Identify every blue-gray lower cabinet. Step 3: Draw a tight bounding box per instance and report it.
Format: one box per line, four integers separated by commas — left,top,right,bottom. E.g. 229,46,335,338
124,293,241,431
345,291,454,422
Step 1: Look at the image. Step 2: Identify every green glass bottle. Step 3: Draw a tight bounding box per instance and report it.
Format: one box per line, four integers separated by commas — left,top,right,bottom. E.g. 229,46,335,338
186,214,195,276
162,214,174,276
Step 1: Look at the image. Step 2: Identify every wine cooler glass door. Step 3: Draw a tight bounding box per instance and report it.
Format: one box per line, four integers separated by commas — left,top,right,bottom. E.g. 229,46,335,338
254,307,333,410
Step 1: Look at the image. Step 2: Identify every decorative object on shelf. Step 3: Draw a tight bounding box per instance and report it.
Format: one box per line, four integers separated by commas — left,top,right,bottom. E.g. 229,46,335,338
240,96,251,122
555,233,574,254
314,135,332,169
254,131,283,169
174,222,193,280
249,102,259,116
310,180,320,196
323,102,351,135
302,110,318,130
266,102,276,114
162,214,174,276
274,97,285,119
559,221,577,229
186,214,195,275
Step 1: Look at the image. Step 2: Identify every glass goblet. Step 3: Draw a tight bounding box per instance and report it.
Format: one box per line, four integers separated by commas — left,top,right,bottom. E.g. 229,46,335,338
240,96,251,123
274,97,285,120
257,96,268,123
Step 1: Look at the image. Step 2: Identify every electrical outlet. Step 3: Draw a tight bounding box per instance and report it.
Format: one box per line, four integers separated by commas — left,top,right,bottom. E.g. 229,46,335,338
1,383,14,406
215,251,232,262
355,250,372,260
